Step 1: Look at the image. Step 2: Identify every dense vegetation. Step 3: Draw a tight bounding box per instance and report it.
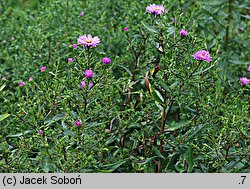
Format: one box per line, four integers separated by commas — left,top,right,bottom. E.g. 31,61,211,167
0,0,249,173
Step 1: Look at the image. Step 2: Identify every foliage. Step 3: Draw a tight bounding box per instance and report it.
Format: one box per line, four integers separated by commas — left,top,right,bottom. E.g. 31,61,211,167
0,0,249,173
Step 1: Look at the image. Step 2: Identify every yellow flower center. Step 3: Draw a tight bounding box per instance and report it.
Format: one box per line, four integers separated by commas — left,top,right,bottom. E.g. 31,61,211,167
86,39,92,43
201,53,205,58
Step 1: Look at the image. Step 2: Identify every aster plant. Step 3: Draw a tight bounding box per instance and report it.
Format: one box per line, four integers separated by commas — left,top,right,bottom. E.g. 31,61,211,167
118,3,219,173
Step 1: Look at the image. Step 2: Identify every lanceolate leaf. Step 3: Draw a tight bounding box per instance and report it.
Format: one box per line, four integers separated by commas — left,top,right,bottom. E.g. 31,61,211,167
7,130,34,138
141,21,158,33
0,114,10,122
183,147,194,172
0,84,6,92
44,112,66,126
166,120,191,131
145,71,165,107
152,146,165,159
97,160,127,172
117,65,133,76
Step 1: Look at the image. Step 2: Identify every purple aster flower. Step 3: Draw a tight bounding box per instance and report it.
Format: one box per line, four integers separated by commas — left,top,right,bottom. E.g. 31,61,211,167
75,120,82,126
78,34,101,48
68,58,74,62
88,83,93,88
80,11,85,16
146,4,165,17
247,66,250,72
124,27,129,31
84,70,94,78
40,66,46,72
69,44,77,49
102,57,111,65
193,50,212,62
240,77,250,85
80,80,86,89
18,81,25,86
39,130,44,135
180,29,188,37
2,76,6,80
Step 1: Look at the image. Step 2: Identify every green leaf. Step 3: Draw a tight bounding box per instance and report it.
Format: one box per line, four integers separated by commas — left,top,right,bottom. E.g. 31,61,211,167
151,88,165,107
7,130,34,138
229,60,250,65
117,65,132,76
138,156,158,165
0,114,10,122
0,84,6,92
241,14,250,19
141,21,158,33
95,169,113,173
166,26,175,35
105,135,117,145
185,123,207,141
152,146,165,159
175,161,185,173
183,147,194,172
98,160,127,171
44,112,66,126
166,120,191,131
42,162,51,173
198,0,226,6
193,64,215,75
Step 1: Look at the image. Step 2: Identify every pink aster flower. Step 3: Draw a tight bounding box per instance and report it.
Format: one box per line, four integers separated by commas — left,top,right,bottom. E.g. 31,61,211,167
75,120,82,126
29,77,33,82
80,11,85,16
247,66,250,72
39,130,44,135
11,36,15,41
146,4,165,17
193,50,212,62
80,80,86,89
69,44,77,49
68,58,74,62
18,81,25,86
240,77,250,85
2,76,6,80
102,57,111,65
40,66,46,72
105,129,111,133
2,40,7,44
124,27,129,31
180,29,188,37
84,70,94,78
88,83,93,88
78,34,101,48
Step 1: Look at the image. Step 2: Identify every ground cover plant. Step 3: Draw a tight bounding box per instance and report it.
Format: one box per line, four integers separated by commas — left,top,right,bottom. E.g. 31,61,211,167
0,0,249,173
